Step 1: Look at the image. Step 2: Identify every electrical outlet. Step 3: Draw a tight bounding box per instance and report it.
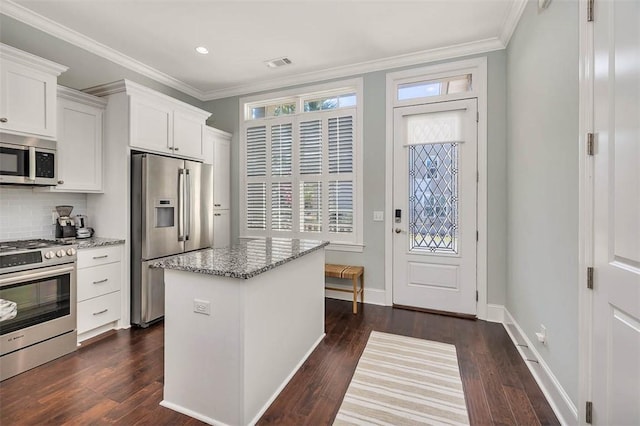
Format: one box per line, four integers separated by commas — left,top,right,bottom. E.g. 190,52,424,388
373,211,384,222
193,299,211,315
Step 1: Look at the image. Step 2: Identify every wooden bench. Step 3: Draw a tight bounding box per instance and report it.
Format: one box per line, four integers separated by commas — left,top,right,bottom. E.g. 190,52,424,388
324,264,364,314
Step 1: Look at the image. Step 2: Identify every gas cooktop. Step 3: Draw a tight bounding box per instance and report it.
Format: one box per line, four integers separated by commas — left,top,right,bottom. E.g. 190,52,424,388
0,238,77,274
0,239,65,253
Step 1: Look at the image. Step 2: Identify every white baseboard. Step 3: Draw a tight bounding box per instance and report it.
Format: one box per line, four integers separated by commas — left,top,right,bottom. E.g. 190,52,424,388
160,400,223,425
486,303,505,323
503,308,578,426
324,285,387,306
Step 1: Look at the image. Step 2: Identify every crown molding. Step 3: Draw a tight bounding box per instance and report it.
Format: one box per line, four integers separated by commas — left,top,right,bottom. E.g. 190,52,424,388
499,0,528,46
0,0,204,100
0,42,68,75
201,37,505,100
57,85,107,108
84,79,211,118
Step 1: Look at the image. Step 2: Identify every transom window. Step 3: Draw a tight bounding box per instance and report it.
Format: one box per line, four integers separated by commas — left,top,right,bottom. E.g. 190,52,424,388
397,74,472,101
240,80,363,249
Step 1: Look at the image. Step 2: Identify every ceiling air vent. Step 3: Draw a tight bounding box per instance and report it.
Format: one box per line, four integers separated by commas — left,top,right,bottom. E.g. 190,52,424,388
264,57,292,68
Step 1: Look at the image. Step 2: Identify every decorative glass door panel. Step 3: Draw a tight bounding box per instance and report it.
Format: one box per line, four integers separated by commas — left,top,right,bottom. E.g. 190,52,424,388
408,143,458,253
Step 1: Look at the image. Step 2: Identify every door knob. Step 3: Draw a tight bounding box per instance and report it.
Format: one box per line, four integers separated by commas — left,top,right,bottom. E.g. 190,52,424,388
395,228,402,234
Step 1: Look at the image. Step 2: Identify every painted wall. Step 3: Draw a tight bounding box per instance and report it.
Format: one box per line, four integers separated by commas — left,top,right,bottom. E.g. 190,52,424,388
506,0,579,405
0,187,87,240
203,50,508,305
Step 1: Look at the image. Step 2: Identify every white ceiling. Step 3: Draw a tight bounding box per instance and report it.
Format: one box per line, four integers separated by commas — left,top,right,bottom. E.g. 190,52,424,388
2,0,526,100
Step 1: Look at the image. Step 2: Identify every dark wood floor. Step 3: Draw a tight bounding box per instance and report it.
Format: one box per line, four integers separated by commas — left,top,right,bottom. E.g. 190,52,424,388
0,299,558,425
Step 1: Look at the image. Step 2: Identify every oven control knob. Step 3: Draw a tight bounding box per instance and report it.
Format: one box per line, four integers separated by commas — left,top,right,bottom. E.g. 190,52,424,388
66,248,77,256
44,251,55,259
56,249,66,258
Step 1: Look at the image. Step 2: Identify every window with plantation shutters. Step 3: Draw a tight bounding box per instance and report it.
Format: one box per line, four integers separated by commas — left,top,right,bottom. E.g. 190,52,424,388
241,81,362,248
246,126,266,177
329,116,353,174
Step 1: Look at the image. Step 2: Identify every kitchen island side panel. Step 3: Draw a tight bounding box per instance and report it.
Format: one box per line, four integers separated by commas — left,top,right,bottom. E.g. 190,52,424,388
162,270,243,425
161,247,325,426
242,248,325,425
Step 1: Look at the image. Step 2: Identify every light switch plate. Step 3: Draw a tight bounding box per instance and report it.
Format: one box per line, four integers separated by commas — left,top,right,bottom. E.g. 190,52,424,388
373,211,384,222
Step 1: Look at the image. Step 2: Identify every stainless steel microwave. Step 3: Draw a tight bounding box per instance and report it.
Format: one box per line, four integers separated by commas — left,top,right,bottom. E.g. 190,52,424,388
0,133,57,186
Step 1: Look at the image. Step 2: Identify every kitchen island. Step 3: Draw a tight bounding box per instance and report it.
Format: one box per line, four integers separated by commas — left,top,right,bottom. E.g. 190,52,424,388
151,237,328,426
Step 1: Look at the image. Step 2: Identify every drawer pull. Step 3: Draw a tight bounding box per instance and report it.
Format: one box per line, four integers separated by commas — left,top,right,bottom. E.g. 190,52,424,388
214,213,221,216
93,278,109,284
93,309,108,315
214,204,221,207
92,255,109,259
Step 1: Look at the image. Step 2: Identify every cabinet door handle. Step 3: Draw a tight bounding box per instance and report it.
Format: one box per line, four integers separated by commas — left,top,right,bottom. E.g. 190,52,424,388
214,213,221,216
174,147,180,151
93,309,108,315
57,180,64,185
214,204,221,207
0,117,7,123
92,255,108,259
93,278,108,284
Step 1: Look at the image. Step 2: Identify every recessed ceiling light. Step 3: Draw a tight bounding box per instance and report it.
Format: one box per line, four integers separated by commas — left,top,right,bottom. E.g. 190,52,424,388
195,46,209,55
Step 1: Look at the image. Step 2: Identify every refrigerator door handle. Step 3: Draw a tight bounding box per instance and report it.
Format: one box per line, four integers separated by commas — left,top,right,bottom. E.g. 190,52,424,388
178,168,185,242
185,169,191,241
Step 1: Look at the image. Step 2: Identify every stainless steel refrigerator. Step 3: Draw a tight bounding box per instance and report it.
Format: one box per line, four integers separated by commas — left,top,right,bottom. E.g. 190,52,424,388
131,153,213,327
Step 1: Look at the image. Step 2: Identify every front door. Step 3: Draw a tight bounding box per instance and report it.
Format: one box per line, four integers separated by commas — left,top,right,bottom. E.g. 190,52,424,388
591,0,640,423
392,99,477,315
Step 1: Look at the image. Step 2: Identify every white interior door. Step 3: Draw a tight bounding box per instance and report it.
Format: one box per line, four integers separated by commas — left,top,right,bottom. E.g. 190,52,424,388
392,99,477,315
591,0,640,423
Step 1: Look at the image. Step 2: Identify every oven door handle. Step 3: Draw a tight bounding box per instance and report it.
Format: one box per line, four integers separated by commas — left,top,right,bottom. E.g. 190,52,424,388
0,265,75,286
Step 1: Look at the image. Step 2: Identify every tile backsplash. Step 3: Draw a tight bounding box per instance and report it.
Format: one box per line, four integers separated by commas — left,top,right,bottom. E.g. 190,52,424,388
0,186,87,241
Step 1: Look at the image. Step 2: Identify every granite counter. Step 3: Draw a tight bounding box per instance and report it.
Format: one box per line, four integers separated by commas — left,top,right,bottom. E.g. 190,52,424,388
151,237,328,279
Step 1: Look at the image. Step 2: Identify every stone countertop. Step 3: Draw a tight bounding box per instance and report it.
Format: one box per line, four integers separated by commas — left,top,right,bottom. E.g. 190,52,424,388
151,237,329,279
58,237,125,249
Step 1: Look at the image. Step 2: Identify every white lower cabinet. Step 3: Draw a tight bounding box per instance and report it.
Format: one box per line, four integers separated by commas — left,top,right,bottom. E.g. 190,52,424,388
77,291,121,335
76,245,124,342
213,209,231,248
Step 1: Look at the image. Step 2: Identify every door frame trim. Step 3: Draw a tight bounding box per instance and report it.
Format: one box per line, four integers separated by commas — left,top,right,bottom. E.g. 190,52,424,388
578,0,593,424
384,57,488,319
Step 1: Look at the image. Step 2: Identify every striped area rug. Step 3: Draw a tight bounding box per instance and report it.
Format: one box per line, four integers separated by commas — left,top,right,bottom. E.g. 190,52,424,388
333,331,470,425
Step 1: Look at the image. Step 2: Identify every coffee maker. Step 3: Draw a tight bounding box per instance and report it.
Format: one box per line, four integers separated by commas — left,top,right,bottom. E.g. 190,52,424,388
55,205,76,239
74,214,93,239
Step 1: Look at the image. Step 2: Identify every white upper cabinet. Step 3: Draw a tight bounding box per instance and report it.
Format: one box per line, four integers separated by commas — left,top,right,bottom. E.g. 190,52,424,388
130,95,173,155
204,126,232,210
104,80,210,160
173,109,204,159
54,86,106,192
0,44,67,139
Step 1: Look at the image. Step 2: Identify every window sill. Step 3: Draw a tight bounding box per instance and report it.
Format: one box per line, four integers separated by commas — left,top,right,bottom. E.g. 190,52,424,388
326,242,364,253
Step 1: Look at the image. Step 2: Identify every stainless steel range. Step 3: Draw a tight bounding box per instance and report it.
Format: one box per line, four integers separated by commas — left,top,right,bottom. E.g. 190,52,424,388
0,239,77,381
